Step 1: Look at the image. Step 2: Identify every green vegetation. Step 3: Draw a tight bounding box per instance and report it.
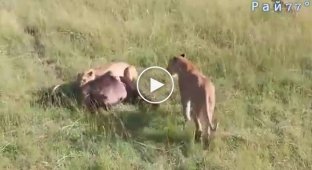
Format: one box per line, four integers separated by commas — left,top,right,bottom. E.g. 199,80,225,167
0,0,311,169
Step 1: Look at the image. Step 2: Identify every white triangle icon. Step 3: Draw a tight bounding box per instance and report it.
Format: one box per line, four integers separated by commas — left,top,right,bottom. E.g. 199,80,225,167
150,78,164,93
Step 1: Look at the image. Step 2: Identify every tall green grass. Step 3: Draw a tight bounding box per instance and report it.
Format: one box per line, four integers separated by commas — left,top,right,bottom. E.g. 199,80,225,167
0,0,311,169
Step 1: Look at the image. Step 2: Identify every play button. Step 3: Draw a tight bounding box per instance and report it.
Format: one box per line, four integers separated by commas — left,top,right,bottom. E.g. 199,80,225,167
136,66,174,104
150,78,164,93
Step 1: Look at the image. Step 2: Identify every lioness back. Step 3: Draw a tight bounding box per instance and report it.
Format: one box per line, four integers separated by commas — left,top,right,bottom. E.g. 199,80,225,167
95,62,130,77
77,62,132,86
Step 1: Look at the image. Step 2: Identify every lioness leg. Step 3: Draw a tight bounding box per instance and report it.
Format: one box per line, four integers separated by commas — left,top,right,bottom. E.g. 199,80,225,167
194,117,202,142
192,106,202,142
199,113,210,148
205,90,218,132
181,99,192,129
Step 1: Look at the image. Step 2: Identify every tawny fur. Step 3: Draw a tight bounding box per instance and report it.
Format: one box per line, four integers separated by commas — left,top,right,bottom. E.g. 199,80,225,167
77,62,138,86
167,53,218,145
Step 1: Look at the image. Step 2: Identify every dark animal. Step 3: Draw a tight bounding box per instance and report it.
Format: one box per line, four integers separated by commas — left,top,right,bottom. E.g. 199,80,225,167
80,66,159,114
119,76,139,104
80,71,127,113
122,66,139,103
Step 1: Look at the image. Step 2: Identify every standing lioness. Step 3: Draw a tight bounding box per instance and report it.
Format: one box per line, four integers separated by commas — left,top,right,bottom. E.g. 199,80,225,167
167,54,218,146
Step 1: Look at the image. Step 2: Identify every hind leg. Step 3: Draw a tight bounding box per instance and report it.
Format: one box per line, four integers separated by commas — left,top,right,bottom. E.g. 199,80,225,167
194,117,202,142
199,113,210,149
181,100,192,130
202,123,210,149
207,88,218,131
207,109,217,132
192,106,203,143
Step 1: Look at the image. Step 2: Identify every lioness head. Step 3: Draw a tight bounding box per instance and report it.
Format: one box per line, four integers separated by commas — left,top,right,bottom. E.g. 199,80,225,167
77,69,96,86
166,53,186,76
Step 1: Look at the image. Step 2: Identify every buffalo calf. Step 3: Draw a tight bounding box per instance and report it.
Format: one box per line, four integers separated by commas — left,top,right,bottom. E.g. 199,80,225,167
80,71,127,113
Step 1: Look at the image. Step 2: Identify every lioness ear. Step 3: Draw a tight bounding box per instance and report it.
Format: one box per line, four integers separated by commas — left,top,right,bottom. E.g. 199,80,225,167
123,67,130,78
87,69,94,76
107,71,113,76
180,53,185,57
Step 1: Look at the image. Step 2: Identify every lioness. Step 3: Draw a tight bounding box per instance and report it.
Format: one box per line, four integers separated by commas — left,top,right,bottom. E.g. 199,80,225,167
166,54,218,145
77,62,138,86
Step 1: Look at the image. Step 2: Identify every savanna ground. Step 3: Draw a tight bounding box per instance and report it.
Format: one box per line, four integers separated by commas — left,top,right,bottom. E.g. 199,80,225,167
0,0,312,169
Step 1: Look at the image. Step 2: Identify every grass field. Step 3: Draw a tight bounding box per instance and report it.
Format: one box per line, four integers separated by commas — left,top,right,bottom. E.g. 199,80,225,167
1,0,312,169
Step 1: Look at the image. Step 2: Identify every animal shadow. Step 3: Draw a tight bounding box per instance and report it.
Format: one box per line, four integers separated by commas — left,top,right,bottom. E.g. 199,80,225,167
85,109,153,140
140,125,193,156
32,81,83,111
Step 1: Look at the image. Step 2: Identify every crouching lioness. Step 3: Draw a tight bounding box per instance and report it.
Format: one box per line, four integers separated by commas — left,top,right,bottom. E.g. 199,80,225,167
77,62,138,87
166,53,218,146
